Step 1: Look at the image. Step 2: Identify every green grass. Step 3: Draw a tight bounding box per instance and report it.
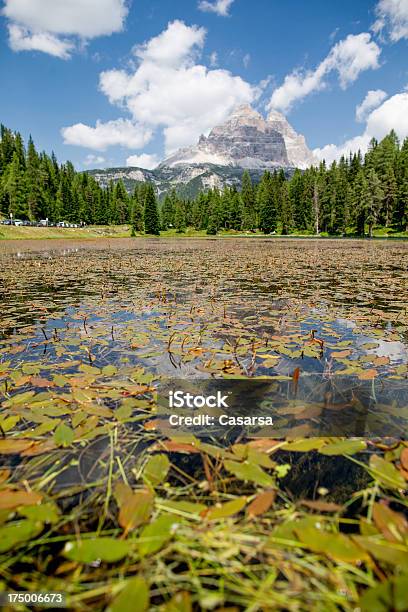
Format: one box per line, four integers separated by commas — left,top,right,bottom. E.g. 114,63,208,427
0,224,131,240
1,224,407,241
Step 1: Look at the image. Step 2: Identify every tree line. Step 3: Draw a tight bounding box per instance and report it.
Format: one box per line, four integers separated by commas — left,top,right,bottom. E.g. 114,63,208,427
0,124,407,236
0,124,159,231
162,130,407,237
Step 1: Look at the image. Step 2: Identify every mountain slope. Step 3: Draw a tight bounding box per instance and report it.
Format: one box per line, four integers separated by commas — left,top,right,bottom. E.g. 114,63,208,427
89,105,315,197
88,164,292,200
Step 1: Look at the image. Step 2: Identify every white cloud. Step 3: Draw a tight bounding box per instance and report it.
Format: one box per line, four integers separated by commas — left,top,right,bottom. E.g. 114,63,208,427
314,91,408,163
209,51,218,67
373,0,408,41
2,0,128,58
96,20,256,154
126,153,160,169
8,24,74,59
198,0,235,17
269,33,381,113
83,154,106,166
314,134,372,165
366,91,408,138
133,20,206,68
355,89,388,122
61,119,152,151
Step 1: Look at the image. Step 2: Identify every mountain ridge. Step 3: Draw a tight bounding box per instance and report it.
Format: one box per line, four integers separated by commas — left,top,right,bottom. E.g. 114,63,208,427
89,105,316,197
161,104,316,170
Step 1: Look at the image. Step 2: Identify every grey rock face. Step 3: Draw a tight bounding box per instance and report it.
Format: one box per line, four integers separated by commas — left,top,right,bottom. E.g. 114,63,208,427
162,104,315,170
88,105,315,198
266,109,317,169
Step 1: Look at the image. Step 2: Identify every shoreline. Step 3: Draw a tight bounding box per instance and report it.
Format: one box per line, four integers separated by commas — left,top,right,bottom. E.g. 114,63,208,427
1,225,407,243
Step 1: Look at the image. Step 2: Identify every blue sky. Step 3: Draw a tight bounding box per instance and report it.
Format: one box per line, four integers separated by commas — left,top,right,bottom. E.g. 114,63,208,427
0,0,407,169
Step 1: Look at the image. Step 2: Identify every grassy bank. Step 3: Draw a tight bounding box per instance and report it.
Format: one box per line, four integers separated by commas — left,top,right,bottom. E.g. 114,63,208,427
0,224,132,240
1,224,407,240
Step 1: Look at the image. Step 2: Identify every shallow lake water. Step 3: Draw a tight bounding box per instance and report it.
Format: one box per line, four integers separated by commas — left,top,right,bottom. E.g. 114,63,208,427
1,238,408,610
1,237,407,445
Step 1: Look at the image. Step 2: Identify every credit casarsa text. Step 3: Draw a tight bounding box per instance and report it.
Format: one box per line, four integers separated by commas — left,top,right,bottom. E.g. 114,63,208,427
168,415,273,426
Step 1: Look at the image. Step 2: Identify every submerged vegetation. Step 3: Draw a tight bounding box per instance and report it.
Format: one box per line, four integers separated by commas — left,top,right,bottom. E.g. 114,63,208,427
1,124,407,238
0,238,407,610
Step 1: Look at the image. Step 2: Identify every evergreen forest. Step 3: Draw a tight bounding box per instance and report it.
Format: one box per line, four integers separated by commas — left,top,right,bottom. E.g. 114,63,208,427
0,124,407,236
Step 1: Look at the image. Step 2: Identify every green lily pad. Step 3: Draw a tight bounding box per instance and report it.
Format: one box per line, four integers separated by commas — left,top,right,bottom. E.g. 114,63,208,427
63,538,132,563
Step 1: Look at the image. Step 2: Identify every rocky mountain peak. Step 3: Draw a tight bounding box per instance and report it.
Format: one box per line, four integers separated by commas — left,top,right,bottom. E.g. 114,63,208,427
229,104,263,121
267,107,317,170
160,104,316,170
266,108,288,124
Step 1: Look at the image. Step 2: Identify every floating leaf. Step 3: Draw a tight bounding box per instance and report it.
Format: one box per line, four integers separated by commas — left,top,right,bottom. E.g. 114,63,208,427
353,535,408,565
139,514,177,557
0,520,44,553
224,460,274,487
0,439,33,455
275,464,291,478
296,526,368,563
64,538,131,563
21,439,56,456
0,488,42,510
0,415,20,432
373,356,390,367
102,365,118,376
116,487,154,533
358,369,378,380
204,498,246,521
2,390,36,407
283,439,326,452
319,440,367,456
143,454,170,487
154,441,200,454
19,502,60,524
107,576,149,612
331,350,352,358
54,423,74,447
247,490,276,518
372,503,408,543
369,455,406,489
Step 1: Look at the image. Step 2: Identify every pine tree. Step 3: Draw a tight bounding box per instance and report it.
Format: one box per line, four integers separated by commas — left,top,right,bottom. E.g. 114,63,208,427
366,168,383,237
143,184,160,235
130,187,144,235
280,182,293,234
333,159,348,234
241,170,257,230
174,200,186,232
3,152,26,218
290,169,306,230
354,170,368,236
192,192,208,230
0,126,16,175
382,164,397,227
114,180,130,225
258,171,277,233
26,136,44,220
161,192,176,230
229,187,243,230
